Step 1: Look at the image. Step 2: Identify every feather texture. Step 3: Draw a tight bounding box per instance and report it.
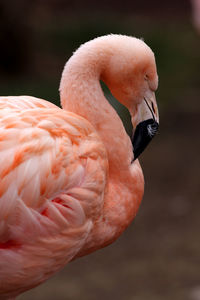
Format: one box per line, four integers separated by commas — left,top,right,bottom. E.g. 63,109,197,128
0,96,107,299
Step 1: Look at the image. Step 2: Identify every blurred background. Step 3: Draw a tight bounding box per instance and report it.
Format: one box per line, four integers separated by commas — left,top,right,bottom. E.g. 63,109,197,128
1,0,200,299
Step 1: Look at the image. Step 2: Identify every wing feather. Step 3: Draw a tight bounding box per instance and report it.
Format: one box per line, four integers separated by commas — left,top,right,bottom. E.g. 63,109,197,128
0,96,108,243
0,96,108,295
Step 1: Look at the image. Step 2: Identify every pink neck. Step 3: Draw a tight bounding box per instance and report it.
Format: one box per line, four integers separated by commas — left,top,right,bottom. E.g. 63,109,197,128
59,45,144,256
60,49,133,172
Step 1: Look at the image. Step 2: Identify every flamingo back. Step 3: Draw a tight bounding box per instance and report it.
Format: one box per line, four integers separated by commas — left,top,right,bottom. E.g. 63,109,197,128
0,96,108,299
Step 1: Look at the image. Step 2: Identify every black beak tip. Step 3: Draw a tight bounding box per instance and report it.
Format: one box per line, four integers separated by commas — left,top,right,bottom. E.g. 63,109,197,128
132,119,159,161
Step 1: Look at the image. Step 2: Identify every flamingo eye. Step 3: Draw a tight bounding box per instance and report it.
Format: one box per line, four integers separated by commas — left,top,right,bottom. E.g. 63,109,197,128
144,74,149,81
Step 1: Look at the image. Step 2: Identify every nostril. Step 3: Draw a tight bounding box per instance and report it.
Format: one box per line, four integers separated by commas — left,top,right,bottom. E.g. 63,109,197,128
151,102,155,114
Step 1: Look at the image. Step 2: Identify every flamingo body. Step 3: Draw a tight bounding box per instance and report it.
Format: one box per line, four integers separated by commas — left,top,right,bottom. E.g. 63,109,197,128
0,96,108,298
0,35,159,299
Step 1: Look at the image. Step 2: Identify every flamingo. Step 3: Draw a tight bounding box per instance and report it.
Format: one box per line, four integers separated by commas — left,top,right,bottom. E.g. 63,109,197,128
0,34,159,299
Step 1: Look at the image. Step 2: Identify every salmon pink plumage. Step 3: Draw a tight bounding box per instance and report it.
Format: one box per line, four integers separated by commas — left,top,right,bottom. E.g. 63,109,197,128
0,35,159,299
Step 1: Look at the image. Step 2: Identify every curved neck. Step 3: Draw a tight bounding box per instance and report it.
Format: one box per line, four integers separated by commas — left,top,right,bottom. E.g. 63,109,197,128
59,39,144,256
60,47,133,173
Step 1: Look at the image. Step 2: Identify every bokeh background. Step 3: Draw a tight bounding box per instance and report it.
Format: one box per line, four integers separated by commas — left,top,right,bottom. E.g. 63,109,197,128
1,0,200,299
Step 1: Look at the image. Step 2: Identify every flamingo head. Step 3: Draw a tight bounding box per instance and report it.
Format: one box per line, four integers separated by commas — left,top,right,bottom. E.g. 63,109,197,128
101,35,159,160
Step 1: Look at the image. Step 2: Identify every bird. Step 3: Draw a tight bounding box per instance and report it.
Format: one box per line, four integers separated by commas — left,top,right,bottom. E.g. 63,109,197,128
0,34,159,299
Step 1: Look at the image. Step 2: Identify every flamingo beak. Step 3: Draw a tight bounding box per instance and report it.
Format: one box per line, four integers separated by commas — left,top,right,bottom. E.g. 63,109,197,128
131,93,159,161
